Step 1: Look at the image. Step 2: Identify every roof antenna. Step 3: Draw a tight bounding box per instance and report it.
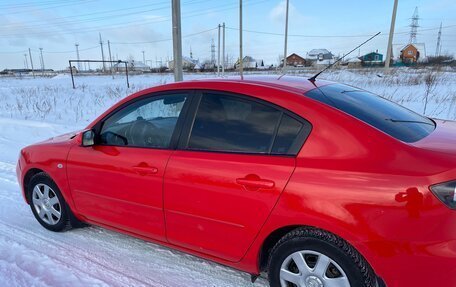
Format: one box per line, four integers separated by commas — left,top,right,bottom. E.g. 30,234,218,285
308,32,381,82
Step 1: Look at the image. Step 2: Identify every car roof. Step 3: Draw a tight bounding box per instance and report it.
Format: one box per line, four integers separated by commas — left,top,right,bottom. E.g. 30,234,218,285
166,75,335,94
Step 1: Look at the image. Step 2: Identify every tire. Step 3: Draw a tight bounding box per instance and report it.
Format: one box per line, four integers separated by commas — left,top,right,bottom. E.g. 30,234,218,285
27,172,75,232
268,227,378,287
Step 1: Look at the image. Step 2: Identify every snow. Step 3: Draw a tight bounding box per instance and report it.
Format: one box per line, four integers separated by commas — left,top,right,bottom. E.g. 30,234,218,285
0,69,455,286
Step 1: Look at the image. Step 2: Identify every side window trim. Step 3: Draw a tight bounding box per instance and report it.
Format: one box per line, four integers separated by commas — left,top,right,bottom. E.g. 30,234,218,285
93,90,194,150
177,90,312,156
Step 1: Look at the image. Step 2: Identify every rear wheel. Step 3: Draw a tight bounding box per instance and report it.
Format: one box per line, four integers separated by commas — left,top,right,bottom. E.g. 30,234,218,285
28,173,74,232
268,227,378,287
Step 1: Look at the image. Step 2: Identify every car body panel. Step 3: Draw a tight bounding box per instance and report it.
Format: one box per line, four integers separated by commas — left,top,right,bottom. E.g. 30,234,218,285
164,150,295,262
16,76,456,287
66,145,172,240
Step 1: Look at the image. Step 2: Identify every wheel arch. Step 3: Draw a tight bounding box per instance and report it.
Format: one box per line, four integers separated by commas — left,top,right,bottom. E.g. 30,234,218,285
257,224,385,285
23,168,45,203
258,225,302,272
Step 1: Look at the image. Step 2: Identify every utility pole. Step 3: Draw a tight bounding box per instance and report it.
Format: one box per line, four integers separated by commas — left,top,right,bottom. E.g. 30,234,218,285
172,0,183,82
222,22,225,76
24,54,29,69
282,0,289,72
239,0,243,79
142,50,145,64
435,22,442,56
39,47,44,75
75,43,81,71
108,40,113,73
385,0,398,69
99,33,106,73
28,48,35,78
217,24,221,76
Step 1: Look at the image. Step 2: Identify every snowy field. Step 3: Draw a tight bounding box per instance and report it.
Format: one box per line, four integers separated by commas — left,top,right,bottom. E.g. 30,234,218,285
0,68,455,286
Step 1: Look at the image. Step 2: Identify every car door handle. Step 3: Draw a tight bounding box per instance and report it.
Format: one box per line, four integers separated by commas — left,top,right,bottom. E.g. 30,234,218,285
132,165,158,175
236,176,275,190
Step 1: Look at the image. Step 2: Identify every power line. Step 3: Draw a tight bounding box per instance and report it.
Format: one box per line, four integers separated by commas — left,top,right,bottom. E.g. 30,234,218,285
0,0,269,38
225,24,456,38
1,1,171,26
0,0,96,16
110,27,217,45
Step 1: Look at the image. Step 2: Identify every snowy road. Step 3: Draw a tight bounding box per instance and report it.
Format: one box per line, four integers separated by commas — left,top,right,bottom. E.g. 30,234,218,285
0,118,268,287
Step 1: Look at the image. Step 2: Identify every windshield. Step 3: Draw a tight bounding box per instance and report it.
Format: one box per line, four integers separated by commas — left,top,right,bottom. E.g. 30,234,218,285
306,84,435,143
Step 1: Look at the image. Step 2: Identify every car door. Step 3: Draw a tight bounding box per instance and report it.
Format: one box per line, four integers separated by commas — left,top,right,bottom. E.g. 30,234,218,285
67,92,191,241
164,91,311,262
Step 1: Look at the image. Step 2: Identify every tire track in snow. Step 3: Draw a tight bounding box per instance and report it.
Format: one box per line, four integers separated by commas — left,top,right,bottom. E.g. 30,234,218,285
0,161,16,185
0,220,163,287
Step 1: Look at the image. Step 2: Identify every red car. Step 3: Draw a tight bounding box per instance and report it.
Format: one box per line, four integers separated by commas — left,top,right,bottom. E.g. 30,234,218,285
17,76,456,287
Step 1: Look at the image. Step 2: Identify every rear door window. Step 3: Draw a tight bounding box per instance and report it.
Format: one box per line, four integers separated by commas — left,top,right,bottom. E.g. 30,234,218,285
187,92,311,155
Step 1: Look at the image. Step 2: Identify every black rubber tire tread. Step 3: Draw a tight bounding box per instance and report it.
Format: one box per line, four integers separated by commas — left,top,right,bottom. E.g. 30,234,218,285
27,172,73,232
268,226,378,287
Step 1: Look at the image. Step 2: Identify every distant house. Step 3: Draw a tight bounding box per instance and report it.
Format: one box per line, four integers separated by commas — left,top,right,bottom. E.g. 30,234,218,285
168,56,199,70
131,61,151,72
346,57,362,68
235,56,263,69
306,49,334,67
306,49,334,61
285,53,306,67
113,60,150,72
400,44,420,64
397,43,426,64
360,51,383,66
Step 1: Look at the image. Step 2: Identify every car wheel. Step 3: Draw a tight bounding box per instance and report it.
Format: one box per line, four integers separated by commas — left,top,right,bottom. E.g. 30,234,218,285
28,172,74,232
268,227,378,287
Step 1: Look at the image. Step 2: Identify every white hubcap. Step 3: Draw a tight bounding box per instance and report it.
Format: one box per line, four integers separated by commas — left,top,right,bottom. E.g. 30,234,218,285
32,183,61,225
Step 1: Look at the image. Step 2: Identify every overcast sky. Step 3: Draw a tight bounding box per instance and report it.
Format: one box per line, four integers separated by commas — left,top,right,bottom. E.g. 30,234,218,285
1,0,455,70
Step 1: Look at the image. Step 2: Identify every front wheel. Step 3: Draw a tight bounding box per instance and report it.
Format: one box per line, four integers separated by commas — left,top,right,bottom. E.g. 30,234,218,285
268,227,378,287
28,172,74,232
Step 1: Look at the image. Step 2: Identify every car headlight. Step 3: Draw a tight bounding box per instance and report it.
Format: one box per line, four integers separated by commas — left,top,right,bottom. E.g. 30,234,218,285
430,180,456,210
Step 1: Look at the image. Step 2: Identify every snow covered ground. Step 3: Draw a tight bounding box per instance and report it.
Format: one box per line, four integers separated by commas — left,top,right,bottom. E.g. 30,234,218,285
0,69,455,286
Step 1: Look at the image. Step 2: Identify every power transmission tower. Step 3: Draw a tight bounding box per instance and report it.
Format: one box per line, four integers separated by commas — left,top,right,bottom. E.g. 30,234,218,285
385,0,398,69
39,47,44,74
409,7,419,44
28,48,35,78
99,33,106,72
211,38,216,66
75,43,81,71
435,22,442,56
172,0,183,81
190,46,193,59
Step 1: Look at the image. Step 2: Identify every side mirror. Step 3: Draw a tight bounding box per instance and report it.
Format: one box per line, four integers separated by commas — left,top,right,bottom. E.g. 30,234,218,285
81,130,95,147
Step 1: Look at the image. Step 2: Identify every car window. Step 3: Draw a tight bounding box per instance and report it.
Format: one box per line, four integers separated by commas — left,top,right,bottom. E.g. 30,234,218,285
188,93,282,154
271,114,304,154
306,84,435,143
100,94,187,148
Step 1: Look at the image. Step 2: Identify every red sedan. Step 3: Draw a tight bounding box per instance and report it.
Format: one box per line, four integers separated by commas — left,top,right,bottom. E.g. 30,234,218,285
17,76,456,287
